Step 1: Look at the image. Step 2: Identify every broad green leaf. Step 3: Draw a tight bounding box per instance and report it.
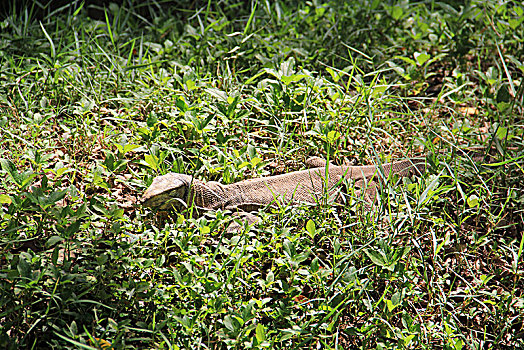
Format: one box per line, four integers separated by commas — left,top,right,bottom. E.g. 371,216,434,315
115,143,140,154
509,18,523,30
280,57,295,76
255,324,266,342
395,55,417,67
250,157,262,167
404,334,416,346
306,220,316,238
46,235,63,248
283,239,296,258
17,256,31,278
1,158,35,188
244,70,266,85
326,67,341,82
144,154,159,171
467,194,479,208
294,252,309,263
65,220,81,236
371,84,387,98
364,249,386,267
414,52,430,66
327,130,340,143
70,320,78,336
92,170,110,190
496,126,508,140
205,88,228,102
53,166,71,178
176,315,190,329
97,254,108,265
266,270,274,284
281,74,308,85
386,299,395,312
391,6,403,20
226,96,240,117
52,246,60,265
176,97,189,112
0,194,11,204
185,80,196,90
452,338,464,350
238,161,250,169
419,171,443,206
496,85,511,104
310,257,319,273
391,292,401,307
386,292,401,312
223,315,236,331
47,190,67,205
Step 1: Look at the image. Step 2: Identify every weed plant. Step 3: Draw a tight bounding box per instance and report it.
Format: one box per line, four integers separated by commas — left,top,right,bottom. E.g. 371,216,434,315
0,0,523,349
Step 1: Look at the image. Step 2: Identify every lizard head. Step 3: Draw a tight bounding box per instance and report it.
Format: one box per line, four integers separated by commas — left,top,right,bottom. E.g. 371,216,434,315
141,173,194,212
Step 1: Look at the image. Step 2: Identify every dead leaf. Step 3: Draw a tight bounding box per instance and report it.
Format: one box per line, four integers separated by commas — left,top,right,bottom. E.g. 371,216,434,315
458,107,478,116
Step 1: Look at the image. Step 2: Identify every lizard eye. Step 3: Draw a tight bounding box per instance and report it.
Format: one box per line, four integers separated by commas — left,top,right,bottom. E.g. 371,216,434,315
166,186,189,211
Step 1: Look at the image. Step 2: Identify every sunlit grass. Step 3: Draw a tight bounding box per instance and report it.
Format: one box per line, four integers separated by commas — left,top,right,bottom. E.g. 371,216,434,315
0,1,523,349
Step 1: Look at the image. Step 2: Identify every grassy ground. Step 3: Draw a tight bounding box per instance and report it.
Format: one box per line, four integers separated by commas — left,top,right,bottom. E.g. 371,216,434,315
1,1,523,349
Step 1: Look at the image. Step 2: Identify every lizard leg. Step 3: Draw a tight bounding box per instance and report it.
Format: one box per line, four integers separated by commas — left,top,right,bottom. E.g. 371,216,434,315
227,211,259,233
305,156,335,168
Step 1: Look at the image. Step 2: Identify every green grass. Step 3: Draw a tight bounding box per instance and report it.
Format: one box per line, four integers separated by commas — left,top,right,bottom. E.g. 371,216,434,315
1,0,523,348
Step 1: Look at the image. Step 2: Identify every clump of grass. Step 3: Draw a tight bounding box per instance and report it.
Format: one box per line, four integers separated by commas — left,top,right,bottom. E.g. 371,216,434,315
1,1,523,349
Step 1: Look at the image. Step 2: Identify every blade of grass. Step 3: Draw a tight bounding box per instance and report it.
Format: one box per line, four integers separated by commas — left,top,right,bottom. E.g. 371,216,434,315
497,41,516,96
39,21,56,59
105,9,116,49
243,1,258,36
73,1,84,17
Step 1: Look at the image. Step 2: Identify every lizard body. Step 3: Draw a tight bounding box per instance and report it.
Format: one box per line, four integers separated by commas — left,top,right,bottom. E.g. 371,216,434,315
141,157,426,214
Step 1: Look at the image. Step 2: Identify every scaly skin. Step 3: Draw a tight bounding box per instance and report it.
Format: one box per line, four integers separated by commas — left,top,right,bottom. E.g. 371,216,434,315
141,157,427,213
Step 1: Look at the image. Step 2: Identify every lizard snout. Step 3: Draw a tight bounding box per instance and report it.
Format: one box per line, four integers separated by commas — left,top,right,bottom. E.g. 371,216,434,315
141,173,193,210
